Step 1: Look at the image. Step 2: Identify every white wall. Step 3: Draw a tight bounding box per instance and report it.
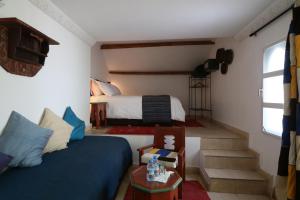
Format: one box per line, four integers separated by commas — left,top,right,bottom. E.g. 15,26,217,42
99,45,212,110
209,12,292,180
110,74,190,110
104,46,211,72
0,0,91,130
91,42,109,81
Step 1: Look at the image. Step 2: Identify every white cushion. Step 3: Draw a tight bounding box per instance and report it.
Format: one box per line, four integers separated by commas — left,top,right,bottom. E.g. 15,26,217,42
90,79,103,96
39,108,73,153
97,81,121,96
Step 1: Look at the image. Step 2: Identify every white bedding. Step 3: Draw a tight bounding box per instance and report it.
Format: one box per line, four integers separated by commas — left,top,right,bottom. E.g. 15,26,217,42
90,95,185,122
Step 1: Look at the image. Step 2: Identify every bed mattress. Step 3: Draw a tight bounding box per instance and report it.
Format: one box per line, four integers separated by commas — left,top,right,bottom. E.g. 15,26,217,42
90,95,185,122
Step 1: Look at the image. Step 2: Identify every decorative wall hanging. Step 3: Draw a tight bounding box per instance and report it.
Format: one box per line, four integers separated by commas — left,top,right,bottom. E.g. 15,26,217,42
215,48,234,75
220,63,228,74
224,49,234,65
216,48,226,63
0,18,59,77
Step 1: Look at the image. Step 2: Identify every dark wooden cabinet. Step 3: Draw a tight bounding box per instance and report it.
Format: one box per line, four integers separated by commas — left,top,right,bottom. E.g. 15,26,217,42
0,18,59,77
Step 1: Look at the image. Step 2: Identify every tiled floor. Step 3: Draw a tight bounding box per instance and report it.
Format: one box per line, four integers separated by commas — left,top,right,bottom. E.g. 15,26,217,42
185,119,242,139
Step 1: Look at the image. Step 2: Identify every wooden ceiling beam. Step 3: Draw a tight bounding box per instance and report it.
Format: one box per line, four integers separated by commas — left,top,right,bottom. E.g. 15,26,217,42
101,40,215,49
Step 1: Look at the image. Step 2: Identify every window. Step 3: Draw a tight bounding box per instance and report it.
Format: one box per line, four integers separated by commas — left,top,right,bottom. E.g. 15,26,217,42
262,41,286,137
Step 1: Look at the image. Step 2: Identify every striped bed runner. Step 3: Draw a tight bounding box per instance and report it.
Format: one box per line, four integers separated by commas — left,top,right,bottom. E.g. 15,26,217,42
142,95,171,124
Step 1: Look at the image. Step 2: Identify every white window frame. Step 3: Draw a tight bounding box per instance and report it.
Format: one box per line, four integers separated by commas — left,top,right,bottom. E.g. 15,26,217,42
261,39,286,137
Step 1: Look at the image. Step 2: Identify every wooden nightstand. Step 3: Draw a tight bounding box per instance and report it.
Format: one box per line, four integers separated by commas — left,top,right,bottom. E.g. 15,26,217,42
90,102,107,129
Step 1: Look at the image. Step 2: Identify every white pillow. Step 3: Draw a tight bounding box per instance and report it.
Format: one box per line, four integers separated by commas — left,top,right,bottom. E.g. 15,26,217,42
97,81,121,96
39,108,73,153
110,84,121,95
90,79,103,96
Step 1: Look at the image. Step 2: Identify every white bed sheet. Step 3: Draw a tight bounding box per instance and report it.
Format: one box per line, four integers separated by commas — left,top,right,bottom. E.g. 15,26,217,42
90,95,185,122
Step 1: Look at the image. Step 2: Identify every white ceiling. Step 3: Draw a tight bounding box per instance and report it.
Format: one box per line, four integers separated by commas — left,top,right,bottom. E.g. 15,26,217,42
50,0,274,42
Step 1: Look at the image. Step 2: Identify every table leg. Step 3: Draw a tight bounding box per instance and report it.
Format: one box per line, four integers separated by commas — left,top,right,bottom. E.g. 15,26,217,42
99,104,107,127
95,105,101,129
104,105,107,126
132,188,178,200
90,105,95,127
178,184,182,200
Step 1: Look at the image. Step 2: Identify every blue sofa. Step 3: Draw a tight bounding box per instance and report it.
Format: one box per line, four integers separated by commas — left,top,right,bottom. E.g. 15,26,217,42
0,136,132,200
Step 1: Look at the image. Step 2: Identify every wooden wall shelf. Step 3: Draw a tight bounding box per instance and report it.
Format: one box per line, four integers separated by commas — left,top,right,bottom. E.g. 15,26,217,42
101,40,215,49
109,71,192,75
0,18,59,77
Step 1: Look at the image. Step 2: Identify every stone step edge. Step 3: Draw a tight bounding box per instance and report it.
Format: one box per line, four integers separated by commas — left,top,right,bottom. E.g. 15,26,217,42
204,168,266,181
204,155,257,159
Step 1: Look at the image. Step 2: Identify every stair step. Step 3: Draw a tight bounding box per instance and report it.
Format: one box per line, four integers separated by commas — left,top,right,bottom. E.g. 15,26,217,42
208,192,271,200
201,138,248,150
202,150,256,158
201,150,258,170
205,168,267,195
205,168,265,180
195,130,241,139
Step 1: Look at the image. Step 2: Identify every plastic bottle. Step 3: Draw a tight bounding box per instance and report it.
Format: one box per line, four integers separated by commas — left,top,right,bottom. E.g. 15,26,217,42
147,158,155,181
153,156,160,177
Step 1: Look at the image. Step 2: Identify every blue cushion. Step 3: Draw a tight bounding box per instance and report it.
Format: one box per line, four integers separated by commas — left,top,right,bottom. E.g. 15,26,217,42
0,152,12,172
0,111,53,167
63,107,85,141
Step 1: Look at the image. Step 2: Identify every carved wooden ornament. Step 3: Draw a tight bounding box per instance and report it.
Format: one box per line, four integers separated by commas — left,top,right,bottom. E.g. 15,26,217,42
0,26,42,77
0,18,59,77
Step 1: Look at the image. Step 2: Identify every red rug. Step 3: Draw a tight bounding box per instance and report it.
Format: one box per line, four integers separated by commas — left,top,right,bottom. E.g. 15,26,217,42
123,180,210,200
174,119,204,127
106,119,203,135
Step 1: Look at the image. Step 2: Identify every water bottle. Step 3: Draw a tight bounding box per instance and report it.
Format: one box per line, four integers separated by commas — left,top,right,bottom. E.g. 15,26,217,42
147,158,155,181
153,156,160,177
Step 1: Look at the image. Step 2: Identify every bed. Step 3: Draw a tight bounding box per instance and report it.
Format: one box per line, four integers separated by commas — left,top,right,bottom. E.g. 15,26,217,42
0,136,132,200
90,95,186,122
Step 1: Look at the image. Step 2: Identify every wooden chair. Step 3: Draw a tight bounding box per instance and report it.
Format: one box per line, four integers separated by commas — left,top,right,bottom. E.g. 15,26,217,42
137,127,185,198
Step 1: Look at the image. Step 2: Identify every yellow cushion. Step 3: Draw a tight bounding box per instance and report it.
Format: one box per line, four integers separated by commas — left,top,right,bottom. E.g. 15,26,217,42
39,108,73,153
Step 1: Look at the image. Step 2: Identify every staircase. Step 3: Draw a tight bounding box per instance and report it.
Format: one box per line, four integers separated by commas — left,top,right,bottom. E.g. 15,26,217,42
199,128,270,197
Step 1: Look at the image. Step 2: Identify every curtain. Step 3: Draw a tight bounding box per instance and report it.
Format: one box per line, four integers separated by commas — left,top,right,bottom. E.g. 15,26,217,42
277,3,300,200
